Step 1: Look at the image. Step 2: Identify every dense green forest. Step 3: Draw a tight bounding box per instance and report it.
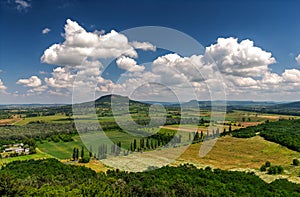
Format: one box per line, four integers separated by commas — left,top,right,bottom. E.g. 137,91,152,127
1,158,299,196
222,119,300,152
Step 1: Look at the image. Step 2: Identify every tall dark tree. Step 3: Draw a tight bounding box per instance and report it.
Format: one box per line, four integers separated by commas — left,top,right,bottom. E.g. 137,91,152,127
72,147,76,161
76,148,79,160
81,146,84,159
146,138,150,149
194,132,200,141
89,145,93,158
140,138,144,149
130,143,133,152
133,139,137,151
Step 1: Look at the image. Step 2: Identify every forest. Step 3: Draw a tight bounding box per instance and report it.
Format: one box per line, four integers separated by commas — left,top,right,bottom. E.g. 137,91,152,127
1,158,299,196
223,119,300,152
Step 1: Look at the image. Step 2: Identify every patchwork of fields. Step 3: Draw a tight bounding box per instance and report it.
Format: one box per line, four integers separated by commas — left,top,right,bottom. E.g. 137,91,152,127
0,110,299,184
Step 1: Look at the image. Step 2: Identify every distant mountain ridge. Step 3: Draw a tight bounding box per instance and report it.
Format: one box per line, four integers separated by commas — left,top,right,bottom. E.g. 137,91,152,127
94,94,148,107
0,94,298,111
273,101,300,109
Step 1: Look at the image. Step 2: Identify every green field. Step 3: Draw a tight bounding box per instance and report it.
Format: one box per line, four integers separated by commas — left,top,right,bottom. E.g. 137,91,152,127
0,149,52,166
15,114,71,125
37,130,144,159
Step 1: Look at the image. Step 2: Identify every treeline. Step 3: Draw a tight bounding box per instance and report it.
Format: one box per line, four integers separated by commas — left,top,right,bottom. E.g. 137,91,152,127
0,106,72,118
1,159,299,196
222,119,300,152
0,123,76,146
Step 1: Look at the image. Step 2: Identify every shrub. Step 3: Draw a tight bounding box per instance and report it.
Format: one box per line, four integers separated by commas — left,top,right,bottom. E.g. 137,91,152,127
267,166,284,175
260,165,267,172
265,161,271,167
79,157,90,163
292,159,299,166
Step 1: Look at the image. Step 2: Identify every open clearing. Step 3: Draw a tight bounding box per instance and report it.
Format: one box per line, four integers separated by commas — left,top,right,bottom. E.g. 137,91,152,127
177,136,300,183
178,136,299,170
14,114,71,125
0,148,53,166
97,135,300,183
37,130,142,159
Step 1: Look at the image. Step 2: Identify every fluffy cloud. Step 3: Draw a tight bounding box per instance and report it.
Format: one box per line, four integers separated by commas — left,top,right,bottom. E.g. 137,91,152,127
42,28,51,34
206,37,276,77
27,18,300,101
130,41,156,51
0,79,7,91
45,67,75,89
41,19,154,66
17,76,42,87
16,76,47,94
262,72,282,84
282,69,300,82
296,54,300,64
15,0,31,12
116,56,145,72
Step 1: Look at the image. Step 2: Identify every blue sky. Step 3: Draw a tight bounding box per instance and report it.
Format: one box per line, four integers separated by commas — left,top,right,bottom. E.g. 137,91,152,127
1,0,300,103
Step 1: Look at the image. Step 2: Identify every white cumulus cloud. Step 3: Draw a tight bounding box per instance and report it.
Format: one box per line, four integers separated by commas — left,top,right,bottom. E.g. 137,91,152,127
282,69,300,82
41,19,149,66
0,79,7,91
17,76,42,87
116,56,145,72
296,54,300,64
130,41,156,51
42,28,51,34
205,37,276,77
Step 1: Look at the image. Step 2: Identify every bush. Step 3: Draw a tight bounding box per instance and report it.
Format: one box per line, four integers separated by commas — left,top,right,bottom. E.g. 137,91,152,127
260,165,267,172
293,159,299,166
267,166,284,175
79,157,90,163
265,161,271,167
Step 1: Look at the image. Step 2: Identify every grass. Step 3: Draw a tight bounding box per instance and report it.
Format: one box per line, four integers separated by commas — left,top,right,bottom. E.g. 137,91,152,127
178,136,299,169
225,110,298,122
14,114,71,125
37,130,144,159
0,148,53,166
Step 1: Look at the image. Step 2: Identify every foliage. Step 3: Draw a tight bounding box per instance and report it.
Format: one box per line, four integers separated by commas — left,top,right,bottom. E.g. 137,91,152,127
260,165,267,172
223,119,300,152
0,122,76,143
0,159,299,196
293,159,299,166
267,165,284,175
265,161,271,167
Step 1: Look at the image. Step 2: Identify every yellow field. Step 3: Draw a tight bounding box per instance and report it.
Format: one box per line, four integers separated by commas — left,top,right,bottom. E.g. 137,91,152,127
176,136,300,183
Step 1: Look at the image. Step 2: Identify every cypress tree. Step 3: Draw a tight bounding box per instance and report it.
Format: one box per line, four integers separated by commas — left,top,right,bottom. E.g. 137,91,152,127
146,138,150,149
72,147,76,161
89,145,93,158
76,148,79,160
81,146,84,159
133,139,137,151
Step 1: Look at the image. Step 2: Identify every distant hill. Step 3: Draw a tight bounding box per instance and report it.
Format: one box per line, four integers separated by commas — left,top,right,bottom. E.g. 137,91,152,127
90,94,150,109
0,104,66,109
273,101,300,109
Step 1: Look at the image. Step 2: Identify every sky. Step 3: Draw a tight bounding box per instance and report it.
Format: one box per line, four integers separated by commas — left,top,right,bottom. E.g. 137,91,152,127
1,0,300,104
